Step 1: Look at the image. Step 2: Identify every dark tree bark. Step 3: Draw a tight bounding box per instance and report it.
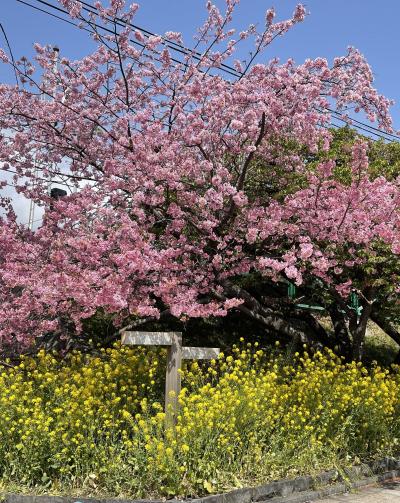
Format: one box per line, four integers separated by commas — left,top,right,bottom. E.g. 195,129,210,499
327,303,352,359
348,288,375,361
217,281,331,349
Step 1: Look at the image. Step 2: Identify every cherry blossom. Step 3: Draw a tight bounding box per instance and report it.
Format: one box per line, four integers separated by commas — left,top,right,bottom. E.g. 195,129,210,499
0,0,397,352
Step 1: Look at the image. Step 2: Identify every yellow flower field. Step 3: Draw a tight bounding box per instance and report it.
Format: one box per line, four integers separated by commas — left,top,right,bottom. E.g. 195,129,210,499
0,343,400,498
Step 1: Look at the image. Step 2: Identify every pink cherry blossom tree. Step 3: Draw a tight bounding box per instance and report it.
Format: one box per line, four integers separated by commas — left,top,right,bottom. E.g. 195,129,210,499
0,0,398,359
282,141,400,359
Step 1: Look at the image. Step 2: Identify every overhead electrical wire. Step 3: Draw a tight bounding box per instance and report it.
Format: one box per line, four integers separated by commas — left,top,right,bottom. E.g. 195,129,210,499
3,0,400,227
14,0,188,72
0,22,19,85
16,0,241,78
3,0,399,232
328,109,400,142
332,115,398,141
0,166,71,187
77,0,242,78
6,0,400,161
15,0,100,37
16,0,400,144
3,0,400,194
18,0,238,78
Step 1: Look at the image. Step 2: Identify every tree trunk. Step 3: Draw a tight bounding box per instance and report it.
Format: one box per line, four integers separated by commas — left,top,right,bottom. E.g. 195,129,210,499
218,281,331,349
350,316,369,361
327,303,352,360
348,289,374,361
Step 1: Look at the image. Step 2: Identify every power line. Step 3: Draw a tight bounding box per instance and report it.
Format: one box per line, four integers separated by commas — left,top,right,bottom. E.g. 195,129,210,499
22,0,241,78
35,0,400,144
15,0,145,48
5,0,400,148
15,0,203,76
77,0,242,78
15,0,97,38
333,117,398,141
317,108,400,143
2,0,398,156
0,166,71,187
0,22,19,85
328,108,400,142
16,0,400,144
27,0,400,142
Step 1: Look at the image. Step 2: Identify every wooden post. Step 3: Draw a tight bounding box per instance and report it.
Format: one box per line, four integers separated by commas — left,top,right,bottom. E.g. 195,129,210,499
121,331,219,427
165,332,182,427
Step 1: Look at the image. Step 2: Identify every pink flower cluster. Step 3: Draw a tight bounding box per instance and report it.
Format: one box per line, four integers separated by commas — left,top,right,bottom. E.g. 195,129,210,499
0,0,397,347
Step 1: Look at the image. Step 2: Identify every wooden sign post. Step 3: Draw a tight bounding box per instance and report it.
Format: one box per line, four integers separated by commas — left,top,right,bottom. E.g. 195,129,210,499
121,331,219,426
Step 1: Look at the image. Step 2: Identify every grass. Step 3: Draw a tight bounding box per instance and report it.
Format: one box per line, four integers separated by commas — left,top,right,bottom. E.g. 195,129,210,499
364,321,399,366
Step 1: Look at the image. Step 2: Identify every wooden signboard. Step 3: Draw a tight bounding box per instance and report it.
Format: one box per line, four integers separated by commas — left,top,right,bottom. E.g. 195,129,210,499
121,331,219,427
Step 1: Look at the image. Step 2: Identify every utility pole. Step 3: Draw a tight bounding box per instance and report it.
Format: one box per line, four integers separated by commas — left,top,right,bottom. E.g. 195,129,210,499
28,46,60,230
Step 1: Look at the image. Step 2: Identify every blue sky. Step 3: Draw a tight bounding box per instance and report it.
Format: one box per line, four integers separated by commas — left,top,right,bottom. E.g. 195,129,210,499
2,0,400,131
